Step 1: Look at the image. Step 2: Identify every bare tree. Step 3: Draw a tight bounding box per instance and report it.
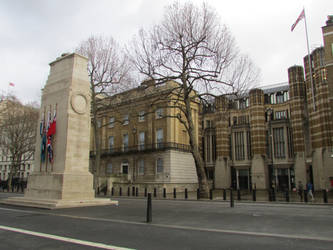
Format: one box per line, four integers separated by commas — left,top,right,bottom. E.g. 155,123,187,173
129,2,259,197
0,96,39,189
75,35,135,185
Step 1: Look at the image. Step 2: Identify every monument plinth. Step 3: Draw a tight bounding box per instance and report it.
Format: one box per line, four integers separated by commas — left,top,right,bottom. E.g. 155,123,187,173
1,53,117,209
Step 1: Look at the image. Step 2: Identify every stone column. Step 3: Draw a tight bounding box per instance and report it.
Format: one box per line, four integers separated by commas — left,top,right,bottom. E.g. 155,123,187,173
249,89,267,190
214,96,231,189
288,65,307,184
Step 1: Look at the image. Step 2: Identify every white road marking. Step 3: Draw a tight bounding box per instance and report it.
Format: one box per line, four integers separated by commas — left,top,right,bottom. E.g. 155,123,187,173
0,225,135,250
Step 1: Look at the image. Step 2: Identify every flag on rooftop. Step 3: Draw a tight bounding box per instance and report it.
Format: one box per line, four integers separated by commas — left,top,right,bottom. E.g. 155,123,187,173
291,9,305,31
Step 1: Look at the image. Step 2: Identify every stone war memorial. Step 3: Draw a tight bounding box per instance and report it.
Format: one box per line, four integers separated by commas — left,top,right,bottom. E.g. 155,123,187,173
1,53,117,209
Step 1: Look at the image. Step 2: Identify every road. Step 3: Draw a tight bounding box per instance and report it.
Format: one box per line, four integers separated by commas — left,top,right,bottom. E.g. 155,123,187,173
0,193,332,250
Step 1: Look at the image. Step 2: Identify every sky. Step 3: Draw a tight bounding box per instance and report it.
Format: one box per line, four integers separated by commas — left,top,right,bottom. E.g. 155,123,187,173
0,0,332,104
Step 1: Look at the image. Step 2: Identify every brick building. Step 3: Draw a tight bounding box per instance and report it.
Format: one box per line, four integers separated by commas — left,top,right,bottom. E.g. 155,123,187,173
203,16,333,191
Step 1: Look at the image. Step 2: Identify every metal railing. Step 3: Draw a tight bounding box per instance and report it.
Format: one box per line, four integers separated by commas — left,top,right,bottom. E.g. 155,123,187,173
90,142,192,157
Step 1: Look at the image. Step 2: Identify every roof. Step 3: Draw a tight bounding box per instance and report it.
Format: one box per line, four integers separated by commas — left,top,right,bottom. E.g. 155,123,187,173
261,82,289,94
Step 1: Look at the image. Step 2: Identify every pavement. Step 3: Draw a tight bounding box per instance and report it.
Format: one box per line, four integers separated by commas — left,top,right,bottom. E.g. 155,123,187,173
0,192,332,250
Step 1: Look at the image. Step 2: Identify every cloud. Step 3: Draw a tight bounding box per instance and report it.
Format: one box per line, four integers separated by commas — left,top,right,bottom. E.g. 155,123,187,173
0,0,332,103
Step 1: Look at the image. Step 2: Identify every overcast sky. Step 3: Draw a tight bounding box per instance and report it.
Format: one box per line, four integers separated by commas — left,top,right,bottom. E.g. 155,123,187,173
1,0,332,103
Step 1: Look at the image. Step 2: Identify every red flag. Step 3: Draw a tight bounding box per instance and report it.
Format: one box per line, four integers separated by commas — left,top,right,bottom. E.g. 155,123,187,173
291,9,305,32
9,82,15,87
47,110,56,136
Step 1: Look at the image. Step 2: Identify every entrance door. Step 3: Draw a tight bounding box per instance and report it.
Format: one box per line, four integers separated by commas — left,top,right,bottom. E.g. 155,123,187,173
277,168,289,191
238,169,251,190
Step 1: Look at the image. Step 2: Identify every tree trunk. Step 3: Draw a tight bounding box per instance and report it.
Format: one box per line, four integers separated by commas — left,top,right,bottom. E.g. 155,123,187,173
191,144,210,198
91,87,101,192
183,86,210,198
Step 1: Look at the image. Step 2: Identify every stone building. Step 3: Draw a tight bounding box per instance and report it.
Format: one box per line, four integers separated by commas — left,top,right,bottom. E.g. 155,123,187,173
90,80,200,194
203,16,333,191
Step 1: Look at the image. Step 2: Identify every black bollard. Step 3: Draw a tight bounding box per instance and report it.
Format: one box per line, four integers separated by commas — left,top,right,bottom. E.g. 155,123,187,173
119,187,122,196
252,189,256,202
128,187,130,196
197,188,200,200
136,187,139,197
285,190,290,202
223,189,226,200
323,189,328,203
144,188,147,197
146,193,152,223
163,188,166,198
209,189,213,200
230,189,234,207
304,190,308,203
185,188,188,200
173,188,176,199
237,189,241,201
153,188,157,198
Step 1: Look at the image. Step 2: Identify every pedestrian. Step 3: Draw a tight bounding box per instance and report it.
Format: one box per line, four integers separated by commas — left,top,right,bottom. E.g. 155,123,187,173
307,181,314,201
297,181,303,201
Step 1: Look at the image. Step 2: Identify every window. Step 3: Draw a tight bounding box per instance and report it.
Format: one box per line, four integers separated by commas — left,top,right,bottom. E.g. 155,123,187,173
122,163,128,174
276,92,284,104
27,164,30,171
109,117,115,128
139,132,145,150
273,127,285,159
238,98,248,109
234,131,245,160
123,114,129,125
106,163,112,174
156,158,163,173
321,68,327,82
123,134,129,152
156,128,163,148
206,120,212,128
246,131,252,160
206,135,211,162
275,110,287,120
283,91,289,102
109,136,114,152
238,115,248,125
138,159,144,175
287,127,294,158
138,111,145,122
156,108,163,119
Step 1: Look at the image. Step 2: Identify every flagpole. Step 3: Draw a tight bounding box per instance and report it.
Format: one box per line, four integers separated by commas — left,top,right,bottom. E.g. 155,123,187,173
304,8,316,111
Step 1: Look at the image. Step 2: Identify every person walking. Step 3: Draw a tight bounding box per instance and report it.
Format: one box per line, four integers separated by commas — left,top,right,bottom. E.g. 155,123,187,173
307,181,314,201
297,181,304,201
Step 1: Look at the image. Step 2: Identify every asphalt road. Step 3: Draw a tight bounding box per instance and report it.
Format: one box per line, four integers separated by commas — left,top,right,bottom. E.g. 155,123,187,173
0,193,332,250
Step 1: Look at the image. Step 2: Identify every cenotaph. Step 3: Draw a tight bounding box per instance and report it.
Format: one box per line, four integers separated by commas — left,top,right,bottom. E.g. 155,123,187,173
1,53,117,208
